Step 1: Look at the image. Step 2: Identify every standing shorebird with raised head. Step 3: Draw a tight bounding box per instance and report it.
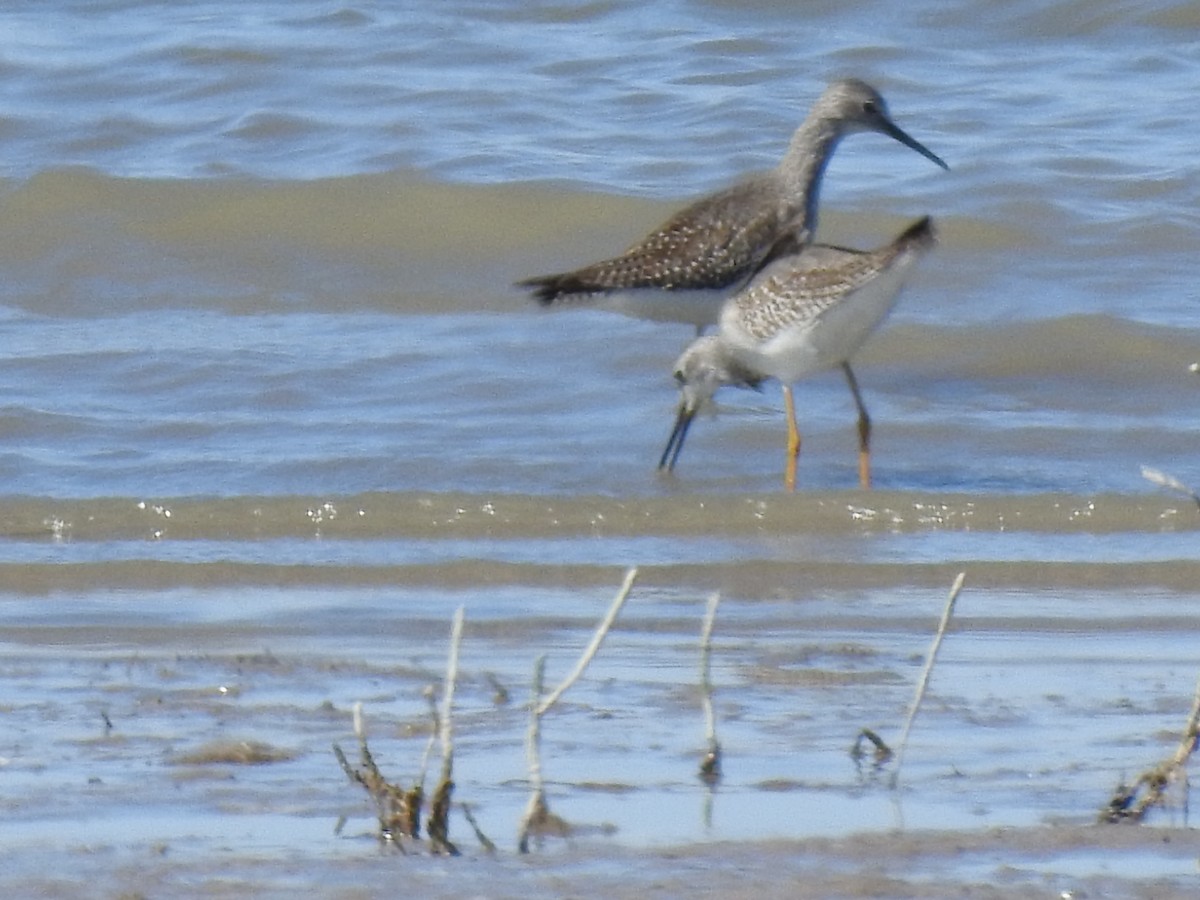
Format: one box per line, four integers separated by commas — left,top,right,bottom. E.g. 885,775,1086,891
659,216,937,490
518,79,947,329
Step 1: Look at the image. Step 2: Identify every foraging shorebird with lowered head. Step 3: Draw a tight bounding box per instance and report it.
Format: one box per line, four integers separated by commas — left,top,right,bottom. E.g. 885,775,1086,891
659,216,937,490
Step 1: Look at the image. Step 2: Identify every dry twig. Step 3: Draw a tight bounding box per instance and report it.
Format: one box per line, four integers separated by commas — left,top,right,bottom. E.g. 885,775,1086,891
518,567,638,852
518,655,550,854
461,802,497,854
427,606,465,855
852,727,894,766
698,591,722,784
332,702,421,843
1101,674,1200,824
890,571,966,790
536,568,637,716
1141,466,1200,509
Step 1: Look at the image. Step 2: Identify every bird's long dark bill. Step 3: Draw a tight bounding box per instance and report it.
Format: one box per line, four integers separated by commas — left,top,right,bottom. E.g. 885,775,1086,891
881,118,949,170
658,404,697,472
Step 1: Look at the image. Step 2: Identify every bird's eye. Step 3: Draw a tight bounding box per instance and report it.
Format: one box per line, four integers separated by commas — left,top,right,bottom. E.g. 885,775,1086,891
862,100,878,116
673,370,685,384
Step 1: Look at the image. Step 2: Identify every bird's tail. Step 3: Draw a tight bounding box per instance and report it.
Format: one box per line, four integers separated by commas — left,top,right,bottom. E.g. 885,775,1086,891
515,272,598,306
896,215,936,251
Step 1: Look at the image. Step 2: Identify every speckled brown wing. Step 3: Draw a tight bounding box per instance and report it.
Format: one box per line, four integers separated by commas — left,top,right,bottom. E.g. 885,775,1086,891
732,251,890,342
518,175,794,303
731,216,934,341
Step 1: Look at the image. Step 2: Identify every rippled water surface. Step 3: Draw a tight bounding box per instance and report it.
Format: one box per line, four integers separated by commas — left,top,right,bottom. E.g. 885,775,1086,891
2,1,1200,895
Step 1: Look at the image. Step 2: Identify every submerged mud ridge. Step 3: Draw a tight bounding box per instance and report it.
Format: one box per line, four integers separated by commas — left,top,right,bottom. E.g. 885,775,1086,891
7,824,1200,898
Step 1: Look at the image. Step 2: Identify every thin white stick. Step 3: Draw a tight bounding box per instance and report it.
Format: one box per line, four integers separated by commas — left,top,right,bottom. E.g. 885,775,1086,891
518,655,547,852
438,606,465,783
526,656,547,797
519,568,638,852
1170,673,1200,768
536,567,638,715
699,592,721,758
1141,465,1200,509
417,687,438,786
890,572,966,790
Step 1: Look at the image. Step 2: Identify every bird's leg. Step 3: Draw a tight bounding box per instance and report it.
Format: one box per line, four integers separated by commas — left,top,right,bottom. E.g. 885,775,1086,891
841,362,872,489
783,384,800,492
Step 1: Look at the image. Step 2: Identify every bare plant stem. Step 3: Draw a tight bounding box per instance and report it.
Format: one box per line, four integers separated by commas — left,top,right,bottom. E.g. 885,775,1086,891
518,655,547,854
428,606,464,855
333,701,421,842
698,591,722,783
519,567,638,851
890,571,966,790
852,728,894,764
1141,465,1200,509
536,567,638,716
1172,676,1200,768
439,607,464,783
1102,673,1200,823
461,802,497,854
418,686,438,789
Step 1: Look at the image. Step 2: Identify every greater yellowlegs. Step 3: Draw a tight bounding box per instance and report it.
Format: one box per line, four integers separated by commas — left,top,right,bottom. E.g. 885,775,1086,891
659,216,936,489
518,79,947,329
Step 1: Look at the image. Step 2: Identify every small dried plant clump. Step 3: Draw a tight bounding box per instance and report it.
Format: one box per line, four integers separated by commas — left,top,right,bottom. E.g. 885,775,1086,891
334,607,475,854
1101,675,1200,824
333,703,424,845
851,728,894,769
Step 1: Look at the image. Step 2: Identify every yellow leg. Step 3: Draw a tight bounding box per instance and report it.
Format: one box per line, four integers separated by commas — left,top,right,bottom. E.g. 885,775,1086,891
783,384,800,492
841,363,872,490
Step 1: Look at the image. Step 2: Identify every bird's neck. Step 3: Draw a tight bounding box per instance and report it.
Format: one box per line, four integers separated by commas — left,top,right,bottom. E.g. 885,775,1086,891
778,118,844,239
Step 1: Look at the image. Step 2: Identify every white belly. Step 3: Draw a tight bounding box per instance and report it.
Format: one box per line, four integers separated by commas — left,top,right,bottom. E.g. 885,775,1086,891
588,287,733,330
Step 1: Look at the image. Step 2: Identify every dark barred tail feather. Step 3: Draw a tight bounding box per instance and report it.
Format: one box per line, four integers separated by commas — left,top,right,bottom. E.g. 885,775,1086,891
516,273,589,306
898,215,936,250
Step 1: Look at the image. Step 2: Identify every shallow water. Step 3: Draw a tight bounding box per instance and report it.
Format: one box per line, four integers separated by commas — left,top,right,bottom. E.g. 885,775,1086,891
2,1,1200,895
3,493,1199,894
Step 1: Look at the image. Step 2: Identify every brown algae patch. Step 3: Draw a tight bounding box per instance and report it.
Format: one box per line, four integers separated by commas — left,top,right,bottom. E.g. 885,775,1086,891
170,740,296,766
